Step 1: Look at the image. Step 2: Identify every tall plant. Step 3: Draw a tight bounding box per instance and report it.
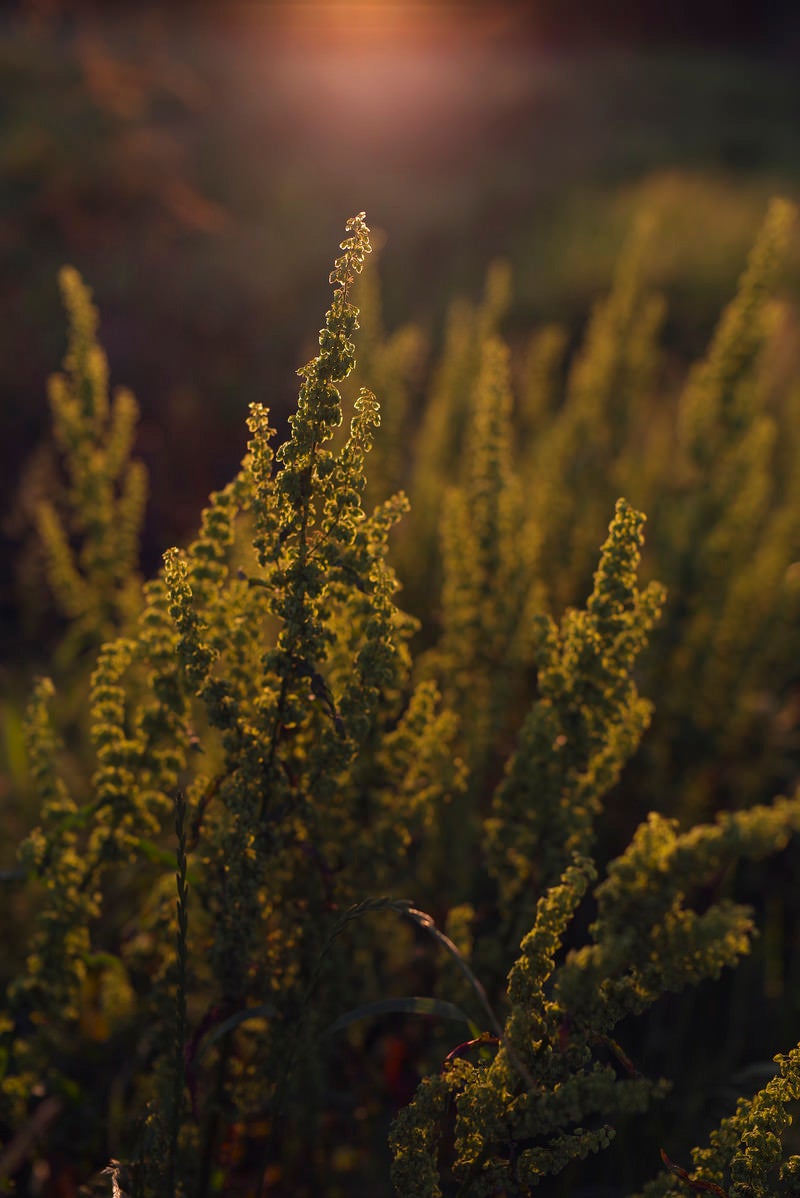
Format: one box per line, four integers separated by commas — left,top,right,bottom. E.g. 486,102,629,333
3,211,800,1198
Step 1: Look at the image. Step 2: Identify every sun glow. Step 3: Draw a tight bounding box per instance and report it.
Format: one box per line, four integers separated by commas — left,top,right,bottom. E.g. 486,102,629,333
257,2,517,50
233,1,530,163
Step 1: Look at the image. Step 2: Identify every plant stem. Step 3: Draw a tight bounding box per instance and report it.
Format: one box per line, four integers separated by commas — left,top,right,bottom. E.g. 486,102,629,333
196,1031,231,1198
167,790,189,1198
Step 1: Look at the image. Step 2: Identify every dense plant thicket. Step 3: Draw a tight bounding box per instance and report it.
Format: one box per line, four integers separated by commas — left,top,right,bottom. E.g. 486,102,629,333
2,207,800,1197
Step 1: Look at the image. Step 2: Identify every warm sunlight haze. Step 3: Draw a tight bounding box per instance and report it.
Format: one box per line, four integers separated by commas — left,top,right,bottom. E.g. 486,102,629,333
2,2,800,1193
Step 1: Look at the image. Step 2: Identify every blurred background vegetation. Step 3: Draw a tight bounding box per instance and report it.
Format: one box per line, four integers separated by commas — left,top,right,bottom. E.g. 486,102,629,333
2,0,800,663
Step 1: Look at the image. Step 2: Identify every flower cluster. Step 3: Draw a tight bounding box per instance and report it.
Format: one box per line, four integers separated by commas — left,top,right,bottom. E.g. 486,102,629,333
5,206,800,1198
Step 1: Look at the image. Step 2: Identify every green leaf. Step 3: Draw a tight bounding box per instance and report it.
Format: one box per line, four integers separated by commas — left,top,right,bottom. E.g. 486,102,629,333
0,868,26,883
401,905,505,1040
325,996,473,1037
0,699,29,787
133,837,200,885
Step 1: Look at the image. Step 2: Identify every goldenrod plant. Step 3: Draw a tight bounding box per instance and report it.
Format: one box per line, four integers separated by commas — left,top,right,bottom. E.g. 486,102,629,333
2,214,463,1194
395,259,512,618
345,236,427,511
522,213,666,619
648,198,800,820
34,267,147,662
3,209,800,1198
394,198,799,825
426,333,536,880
